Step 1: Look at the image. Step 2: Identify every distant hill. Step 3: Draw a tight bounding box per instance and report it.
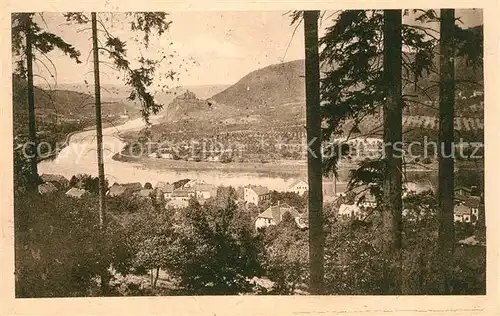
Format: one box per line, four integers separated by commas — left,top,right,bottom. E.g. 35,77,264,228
211,60,305,111
160,89,237,123
43,82,231,107
155,84,231,118
158,52,482,129
127,25,483,140
38,83,136,103
12,76,139,139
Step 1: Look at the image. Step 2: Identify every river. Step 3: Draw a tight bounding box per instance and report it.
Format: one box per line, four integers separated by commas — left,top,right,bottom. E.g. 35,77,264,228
37,116,302,190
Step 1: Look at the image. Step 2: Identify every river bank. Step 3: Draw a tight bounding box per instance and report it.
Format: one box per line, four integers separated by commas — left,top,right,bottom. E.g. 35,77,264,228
39,116,482,191
114,154,311,178
36,117,132,163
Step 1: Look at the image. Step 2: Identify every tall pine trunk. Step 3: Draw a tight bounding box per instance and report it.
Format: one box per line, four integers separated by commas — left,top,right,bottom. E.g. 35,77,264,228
382,9,403,295
438,9,456,294
304,10,324,294
25,14,38,191
91,12,109,294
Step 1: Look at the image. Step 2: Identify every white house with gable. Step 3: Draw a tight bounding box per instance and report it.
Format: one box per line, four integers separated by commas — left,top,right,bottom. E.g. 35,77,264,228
338,204,363,220
255,203,305,230
289,179,308,195
244,186,271,205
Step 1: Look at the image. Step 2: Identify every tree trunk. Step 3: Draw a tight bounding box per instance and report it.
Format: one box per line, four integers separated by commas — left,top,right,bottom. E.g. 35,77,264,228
25,14,38,191
382,9,403,295
153,267,160,289
91,12,109,295
304,10,324,295
150,269,154,288
476,181,485,242
438,8,456,295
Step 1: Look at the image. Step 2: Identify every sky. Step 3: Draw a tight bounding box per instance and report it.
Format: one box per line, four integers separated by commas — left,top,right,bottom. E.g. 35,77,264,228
26,10,483,88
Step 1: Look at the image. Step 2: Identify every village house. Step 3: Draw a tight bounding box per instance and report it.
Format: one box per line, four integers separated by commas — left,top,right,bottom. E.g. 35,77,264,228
338,204,364,220
255,203,305,230
193,184,217,200
65,187,88,199
123,182,143,193
464,198,480,219
244,185,271,205
183,179,206,189
454,204,475,223
107,182,143,197
288,179,308,196
38,182,58,195
155,181,175,199
452,196,481,223
107,183,127,197
40,173,69,188
403,181,434,196
454,186,472,198
171,188,196,201
134,189,153,198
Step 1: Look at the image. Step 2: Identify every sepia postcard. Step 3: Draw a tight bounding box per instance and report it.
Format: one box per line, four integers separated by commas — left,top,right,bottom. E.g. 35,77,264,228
1,0,499,315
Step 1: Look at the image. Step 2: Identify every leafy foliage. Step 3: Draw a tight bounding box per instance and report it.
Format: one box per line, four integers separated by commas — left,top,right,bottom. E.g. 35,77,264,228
129,12,172,48
14,180,485,296
69,173,108,194
324,218,392,294
454,24,483,70
319,10,439,175
12,13,82,79
167,187,263,294
13,146,36,195
14,192,132,297
318,10,482,175
63,12,177,124
267,190,308,211
261,213,309,294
